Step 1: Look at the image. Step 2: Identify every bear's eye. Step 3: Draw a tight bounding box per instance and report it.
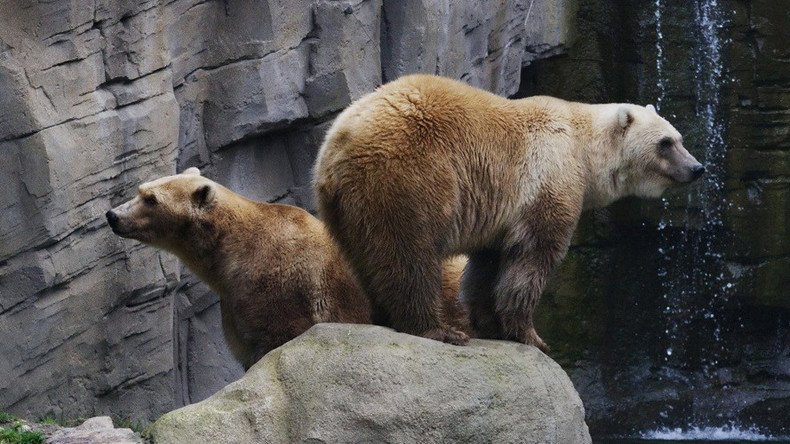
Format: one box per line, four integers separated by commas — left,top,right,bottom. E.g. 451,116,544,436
658,137,673,154
143,194,158,206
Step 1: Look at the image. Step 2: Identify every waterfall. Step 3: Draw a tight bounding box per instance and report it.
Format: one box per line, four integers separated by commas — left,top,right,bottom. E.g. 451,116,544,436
656,0,733,374
653,0,666,113
688,0,734,374
654,0,731,363
647,0,754,437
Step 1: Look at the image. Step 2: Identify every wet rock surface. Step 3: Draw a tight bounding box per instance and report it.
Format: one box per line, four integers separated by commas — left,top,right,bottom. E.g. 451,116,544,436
0,0,570,423
150,324,591,444
519,0,790,437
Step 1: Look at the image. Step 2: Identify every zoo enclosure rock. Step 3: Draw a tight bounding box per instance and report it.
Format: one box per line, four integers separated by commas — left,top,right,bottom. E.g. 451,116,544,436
0,0,573,421
48,416,141,444
150,324,591,444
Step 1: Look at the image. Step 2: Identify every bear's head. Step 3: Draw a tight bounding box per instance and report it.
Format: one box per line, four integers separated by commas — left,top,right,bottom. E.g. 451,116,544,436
106,167,217,252
607,104,704,202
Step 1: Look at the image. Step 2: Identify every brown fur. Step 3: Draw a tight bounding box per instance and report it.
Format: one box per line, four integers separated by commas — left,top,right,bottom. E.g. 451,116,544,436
314,74,702,351
107,168,470,369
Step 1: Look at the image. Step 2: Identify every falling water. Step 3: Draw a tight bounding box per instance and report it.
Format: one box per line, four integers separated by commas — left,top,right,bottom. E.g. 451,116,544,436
646,0,753,437
661,0,733,373
653,0,666,113
653,0,675,368
688,0,734,372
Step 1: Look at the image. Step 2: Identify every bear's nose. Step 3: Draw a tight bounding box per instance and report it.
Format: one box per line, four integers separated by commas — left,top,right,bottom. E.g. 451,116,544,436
106,210,119,227
691,164,706,181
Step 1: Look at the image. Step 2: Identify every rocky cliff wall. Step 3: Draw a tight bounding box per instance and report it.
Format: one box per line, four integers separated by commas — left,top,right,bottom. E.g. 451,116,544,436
519,0,789,436
0,0,572,422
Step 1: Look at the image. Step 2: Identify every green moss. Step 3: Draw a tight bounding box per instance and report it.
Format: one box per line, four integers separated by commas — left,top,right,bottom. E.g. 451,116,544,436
36,417,58,426
0,413,14,424
34,413,79,428
111,416,147,434
36,413,65,427
0,423,44,444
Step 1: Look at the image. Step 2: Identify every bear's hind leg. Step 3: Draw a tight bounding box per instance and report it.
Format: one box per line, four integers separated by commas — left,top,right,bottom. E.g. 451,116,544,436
365,253,469,345
462,250,504,339
319,168,467,345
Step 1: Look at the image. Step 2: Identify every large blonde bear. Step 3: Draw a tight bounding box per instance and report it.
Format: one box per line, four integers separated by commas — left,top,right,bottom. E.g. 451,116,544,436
107,168,470,369
314,74,704,351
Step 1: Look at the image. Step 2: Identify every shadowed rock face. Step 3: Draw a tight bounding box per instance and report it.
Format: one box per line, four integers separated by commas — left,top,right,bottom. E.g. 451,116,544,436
150,324,591,444
518,0,790,437
0,0,571,422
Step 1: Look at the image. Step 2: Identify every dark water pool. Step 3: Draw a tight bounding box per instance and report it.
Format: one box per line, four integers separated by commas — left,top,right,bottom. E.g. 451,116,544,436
596,425,790,443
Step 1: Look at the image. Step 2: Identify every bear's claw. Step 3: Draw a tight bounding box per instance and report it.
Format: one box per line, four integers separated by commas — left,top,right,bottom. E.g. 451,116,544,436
523,327,550,353
422,327,470,346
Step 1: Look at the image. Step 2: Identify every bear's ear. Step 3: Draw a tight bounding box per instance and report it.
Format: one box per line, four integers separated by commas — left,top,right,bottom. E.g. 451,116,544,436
646,104,657,114
617,106,633,129
192,184,215,208
183,167,201,176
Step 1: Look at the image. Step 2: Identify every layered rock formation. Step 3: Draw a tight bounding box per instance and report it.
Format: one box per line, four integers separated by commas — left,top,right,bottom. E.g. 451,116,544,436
0,0,571,422
149,324,591,444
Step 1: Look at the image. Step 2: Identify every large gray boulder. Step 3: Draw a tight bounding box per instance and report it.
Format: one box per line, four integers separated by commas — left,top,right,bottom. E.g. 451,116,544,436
149,324,591,443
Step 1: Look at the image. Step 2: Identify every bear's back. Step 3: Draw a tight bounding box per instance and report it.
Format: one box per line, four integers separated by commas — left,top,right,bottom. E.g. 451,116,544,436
327,75,518,158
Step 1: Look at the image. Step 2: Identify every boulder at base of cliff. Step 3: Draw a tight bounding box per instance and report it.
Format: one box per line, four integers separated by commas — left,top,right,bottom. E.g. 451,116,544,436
149,324,591,443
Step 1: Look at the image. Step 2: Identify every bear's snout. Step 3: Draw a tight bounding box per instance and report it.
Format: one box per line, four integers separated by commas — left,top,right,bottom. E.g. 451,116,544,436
106,208,136,238
690,164,706,181
106,210,120,230
672,163,705,184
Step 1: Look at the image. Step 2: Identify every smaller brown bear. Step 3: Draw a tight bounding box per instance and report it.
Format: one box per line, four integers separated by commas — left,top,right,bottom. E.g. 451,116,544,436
107,168,470,369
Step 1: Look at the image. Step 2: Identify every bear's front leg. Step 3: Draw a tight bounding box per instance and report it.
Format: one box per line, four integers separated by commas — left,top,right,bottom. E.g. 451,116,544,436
494,194,580,353
493,255,555,352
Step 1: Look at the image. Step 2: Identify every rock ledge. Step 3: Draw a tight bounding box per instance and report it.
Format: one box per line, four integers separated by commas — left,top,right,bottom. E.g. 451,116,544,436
150,323,591,443
49,416,141,444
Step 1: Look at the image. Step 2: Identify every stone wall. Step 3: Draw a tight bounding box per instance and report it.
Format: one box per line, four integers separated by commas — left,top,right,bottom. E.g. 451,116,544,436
0,0,572,422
